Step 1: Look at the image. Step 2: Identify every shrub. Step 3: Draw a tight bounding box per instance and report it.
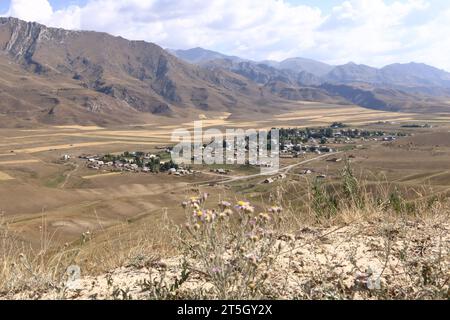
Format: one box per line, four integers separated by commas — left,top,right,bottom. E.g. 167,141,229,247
310,179,338,221
341,160,365,209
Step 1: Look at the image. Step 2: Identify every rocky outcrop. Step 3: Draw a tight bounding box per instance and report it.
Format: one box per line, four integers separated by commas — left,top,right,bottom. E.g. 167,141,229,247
151,55,181,103
1,17,45,72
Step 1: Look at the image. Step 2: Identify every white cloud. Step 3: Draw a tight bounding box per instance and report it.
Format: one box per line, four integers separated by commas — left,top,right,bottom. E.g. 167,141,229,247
5,0,53,23
1,0,450,71
1,0,81,29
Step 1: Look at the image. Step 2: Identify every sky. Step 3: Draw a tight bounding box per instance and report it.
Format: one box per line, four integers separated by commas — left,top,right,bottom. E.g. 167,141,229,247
1,0,450,71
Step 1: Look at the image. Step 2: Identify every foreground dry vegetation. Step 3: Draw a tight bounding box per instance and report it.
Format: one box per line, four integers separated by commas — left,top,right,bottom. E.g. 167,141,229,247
1,163,449,300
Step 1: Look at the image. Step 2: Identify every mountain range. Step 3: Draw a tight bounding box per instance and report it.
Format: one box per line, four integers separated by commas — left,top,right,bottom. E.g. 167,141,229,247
173,48,450,113
174,47,450,87
0,17,449,127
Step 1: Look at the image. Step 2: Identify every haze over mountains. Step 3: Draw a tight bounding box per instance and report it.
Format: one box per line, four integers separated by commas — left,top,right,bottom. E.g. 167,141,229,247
0,17,449,127
173,47,450,113
174,47,450,87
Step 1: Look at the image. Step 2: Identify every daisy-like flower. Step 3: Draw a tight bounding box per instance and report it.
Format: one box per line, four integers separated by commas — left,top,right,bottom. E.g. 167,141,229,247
195,209,216,223
236,201,254,213
218,200,232,210
183,197,204,209
236,200,249,208
195,210,204,218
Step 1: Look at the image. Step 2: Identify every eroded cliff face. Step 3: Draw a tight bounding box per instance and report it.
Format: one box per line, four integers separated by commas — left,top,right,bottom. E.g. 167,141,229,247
0,18,176,111
1,18,44,72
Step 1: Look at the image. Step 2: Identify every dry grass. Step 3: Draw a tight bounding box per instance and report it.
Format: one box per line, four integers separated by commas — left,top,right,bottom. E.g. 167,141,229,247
0,212,175,298
0,214,66,296
71,215,176,276
1,166,449,300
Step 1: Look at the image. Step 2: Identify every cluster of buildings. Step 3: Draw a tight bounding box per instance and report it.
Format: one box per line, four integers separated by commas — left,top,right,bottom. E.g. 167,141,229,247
248,158,277,168
82,155,141,172
168,167,196,176
210,168,231,175
199,148,278,169
281,143,334,158
277,124,406,158
79,151,179,174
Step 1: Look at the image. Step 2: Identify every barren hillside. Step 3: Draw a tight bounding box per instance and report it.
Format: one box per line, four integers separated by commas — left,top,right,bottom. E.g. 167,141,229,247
0,17,282,127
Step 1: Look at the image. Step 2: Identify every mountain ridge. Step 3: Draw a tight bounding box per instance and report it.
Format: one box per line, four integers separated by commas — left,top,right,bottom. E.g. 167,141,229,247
172,46,450,87
0,17,283,127
0,17,449,127
172,46,450,113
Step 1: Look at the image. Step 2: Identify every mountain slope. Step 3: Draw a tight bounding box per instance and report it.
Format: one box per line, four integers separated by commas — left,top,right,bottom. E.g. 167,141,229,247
174,46,450,90
0,17,281,126
173,47,331,82
325,63,381,84
175,47,450,112
380,63,450,87
0,53,147,127
324,62,450,88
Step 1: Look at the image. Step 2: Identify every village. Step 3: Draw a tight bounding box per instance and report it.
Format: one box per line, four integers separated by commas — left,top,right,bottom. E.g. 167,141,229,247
278,122,406,158
77,148,272,177
76,150,197,176
70,123,407,178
